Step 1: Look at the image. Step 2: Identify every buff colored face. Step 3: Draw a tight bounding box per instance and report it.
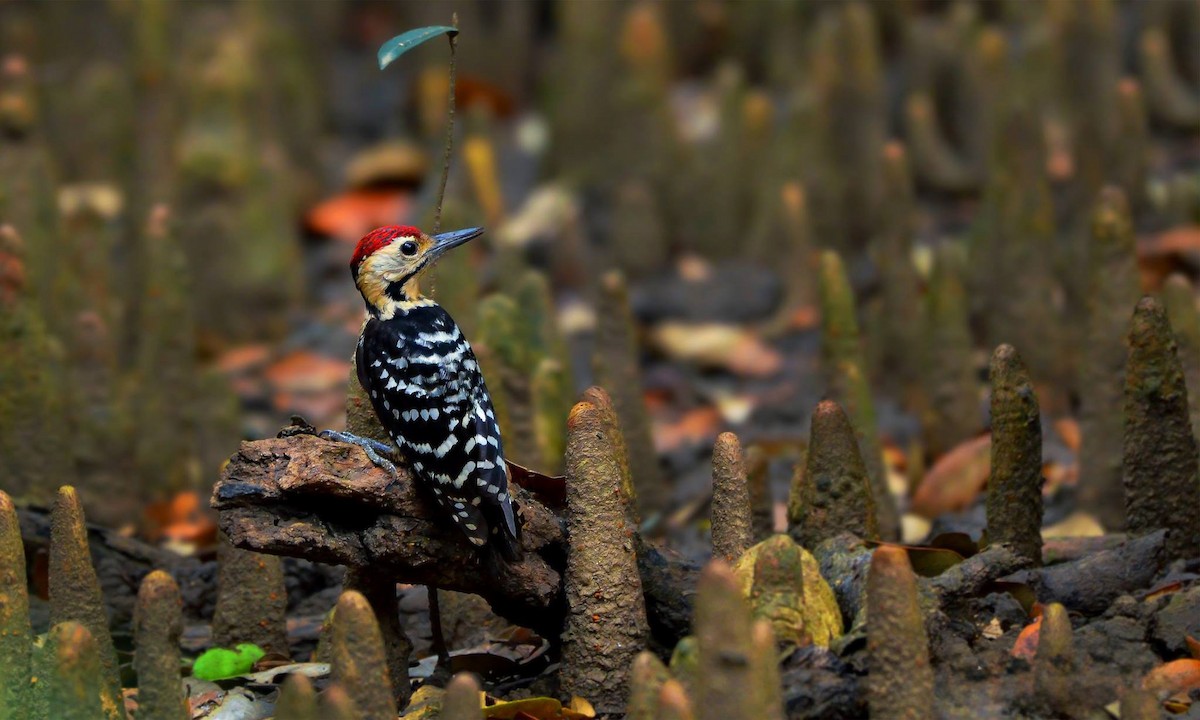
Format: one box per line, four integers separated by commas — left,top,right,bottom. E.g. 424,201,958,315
352,226,483,317
355,231,435,310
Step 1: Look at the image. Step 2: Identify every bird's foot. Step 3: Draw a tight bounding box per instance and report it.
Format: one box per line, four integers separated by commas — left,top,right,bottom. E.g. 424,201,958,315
319,430,400,479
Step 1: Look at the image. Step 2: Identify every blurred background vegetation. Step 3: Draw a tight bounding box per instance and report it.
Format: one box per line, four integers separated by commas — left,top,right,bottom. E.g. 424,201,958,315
2,0,1200,549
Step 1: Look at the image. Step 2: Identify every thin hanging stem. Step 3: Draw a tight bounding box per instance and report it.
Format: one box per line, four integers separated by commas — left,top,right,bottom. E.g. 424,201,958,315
431,13,459,235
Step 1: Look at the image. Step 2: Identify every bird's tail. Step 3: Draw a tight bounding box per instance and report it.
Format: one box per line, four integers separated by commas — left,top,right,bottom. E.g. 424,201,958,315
489,507,522,563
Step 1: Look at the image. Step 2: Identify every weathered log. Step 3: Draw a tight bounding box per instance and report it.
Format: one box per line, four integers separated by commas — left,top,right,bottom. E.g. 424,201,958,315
211,434,697,640
1004,530,1167,616
212,434,564,633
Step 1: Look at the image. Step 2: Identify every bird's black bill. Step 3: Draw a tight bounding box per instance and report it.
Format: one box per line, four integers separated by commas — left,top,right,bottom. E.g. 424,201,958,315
428,227,484,260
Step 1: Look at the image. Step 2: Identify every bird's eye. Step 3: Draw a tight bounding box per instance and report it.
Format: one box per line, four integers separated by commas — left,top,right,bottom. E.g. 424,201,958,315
400,241,418,256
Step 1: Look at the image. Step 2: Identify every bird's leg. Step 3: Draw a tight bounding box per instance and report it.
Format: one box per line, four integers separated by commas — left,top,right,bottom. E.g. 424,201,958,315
427,584,452,670
319,430,399,478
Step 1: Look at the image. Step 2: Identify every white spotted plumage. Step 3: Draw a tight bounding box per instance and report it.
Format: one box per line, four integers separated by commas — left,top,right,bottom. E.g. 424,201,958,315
356,303,519,557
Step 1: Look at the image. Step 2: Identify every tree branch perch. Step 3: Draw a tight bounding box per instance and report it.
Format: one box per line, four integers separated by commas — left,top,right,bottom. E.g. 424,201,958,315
212,434,696,642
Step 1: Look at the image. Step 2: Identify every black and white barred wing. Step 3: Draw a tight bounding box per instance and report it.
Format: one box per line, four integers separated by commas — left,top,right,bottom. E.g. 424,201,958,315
357,313,519,555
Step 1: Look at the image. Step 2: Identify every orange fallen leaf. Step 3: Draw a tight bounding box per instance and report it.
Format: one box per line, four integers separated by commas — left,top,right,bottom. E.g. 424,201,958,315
1011,616,1042,661
788,304,820,331
1053,417,1081,453
911,435,991,518
264,351,351,393
1143,658,1200,698
305,189,411,243
1137,226,1200,289
215,344,271,374
652,407,721,453
144,491,216,546
1140,225,1200,257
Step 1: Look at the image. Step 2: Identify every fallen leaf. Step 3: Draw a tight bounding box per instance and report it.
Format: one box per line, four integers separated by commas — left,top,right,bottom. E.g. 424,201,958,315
483,696,594,720
58,182,123,220
1143,581,1183,602
1140,225,1200,257
456,75,516,117
649,323,783,377
1053,417,1081,453
732,535,844,648
927,532,979,559
980,581,1037,617
900,514,931,545
787,304,819,330
868,541,966,578
305,189,411,243
495,186,578,250
566,697,596,717
911,435,991,518
144,491,217,547
652,407,721,453
1138,226,1200,289
711,391,757,425
345,141,429,189
1041,511,1104,539
1143,658,1200,698
677,254,713,282
195,688,268,720
981,617,1004,640
1189,636,1200,660
214,344,271,375
399,685,448,720
1011,617,1042,661
507,460,566,508
1164,696,1192,713
264,351,350,394
240,661,328,684
1040,462,1077,496
1043,117,1074,181
187,687,224,720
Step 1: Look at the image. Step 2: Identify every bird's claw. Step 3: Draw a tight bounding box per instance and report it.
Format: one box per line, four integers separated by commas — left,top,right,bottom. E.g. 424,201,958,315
319,430,400,479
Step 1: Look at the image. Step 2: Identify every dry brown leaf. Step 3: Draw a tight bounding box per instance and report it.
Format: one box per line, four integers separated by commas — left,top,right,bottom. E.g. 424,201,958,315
1187,636,1200,660
345,141,428,189
649,322,782,377
1041,511,1104,539
1144,581,1183,602
981,617,1004,640
911,435,991,518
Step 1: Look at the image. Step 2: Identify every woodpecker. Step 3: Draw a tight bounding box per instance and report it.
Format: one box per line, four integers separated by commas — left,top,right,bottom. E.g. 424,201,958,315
322,224,520,560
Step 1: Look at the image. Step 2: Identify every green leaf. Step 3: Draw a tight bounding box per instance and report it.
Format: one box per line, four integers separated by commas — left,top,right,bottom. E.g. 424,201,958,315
192,643,265,681
377,26,458,70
